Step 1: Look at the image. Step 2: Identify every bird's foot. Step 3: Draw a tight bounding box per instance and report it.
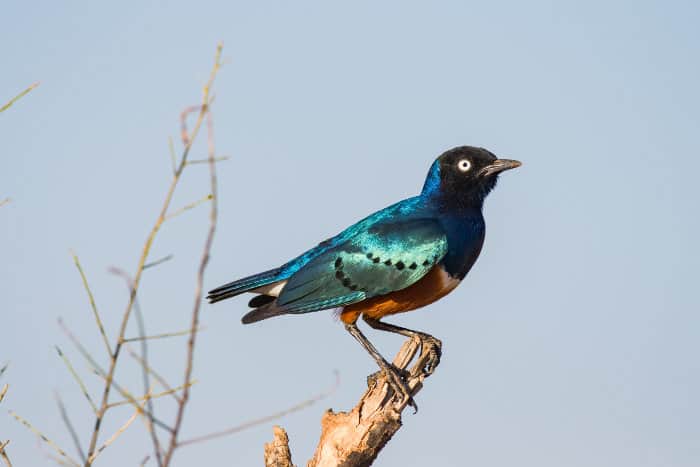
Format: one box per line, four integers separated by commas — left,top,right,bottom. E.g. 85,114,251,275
383,365,418,413
366,364,410,388
418,335,442,376
366,365,416,412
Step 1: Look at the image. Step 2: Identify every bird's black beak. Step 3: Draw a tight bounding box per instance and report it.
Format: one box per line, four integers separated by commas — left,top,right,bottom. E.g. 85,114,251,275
479,159,522,177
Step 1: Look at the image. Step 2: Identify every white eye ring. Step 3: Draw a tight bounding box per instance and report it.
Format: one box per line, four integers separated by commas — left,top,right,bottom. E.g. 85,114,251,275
457,159,472,172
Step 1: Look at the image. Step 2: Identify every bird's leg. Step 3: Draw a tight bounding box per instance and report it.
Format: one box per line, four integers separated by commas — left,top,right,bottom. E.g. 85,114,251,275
344,323,417,412
363,317,442,376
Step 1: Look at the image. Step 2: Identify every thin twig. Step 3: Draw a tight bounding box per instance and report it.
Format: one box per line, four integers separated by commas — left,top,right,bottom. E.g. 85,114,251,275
57,319,104,378
106,382,196,409
92,372,174,433
83,43,224,467
143,254,173,270
179,105,202,147
164,194,213,220
0,383,10,467
125,346,181,403
0,82,40,113
107,265,164,466
10,411,80,467
87,393,151,464
186,156,229,165
0,363,8,380
54,391,87,463
168,137,177,175
55,346,98,414
123,327,205,343
178,371,340,448
58,319,173,433
0,440,12,467
161,44,222,466
108,267,160,462
46,454,76,467
71,252,112,356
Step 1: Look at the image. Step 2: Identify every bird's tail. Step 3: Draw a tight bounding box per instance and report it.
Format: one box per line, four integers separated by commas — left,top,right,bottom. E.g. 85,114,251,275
241,302,288,324
207,268,284,304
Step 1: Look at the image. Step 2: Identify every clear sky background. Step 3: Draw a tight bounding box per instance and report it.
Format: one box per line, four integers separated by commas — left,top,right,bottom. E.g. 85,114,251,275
2,1,699,466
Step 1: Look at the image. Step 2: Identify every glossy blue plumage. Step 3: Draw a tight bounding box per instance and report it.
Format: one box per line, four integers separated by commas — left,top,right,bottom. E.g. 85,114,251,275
207,146,520,324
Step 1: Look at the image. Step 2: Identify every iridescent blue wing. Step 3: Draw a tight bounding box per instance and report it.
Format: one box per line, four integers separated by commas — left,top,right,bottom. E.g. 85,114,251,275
276,218,448,313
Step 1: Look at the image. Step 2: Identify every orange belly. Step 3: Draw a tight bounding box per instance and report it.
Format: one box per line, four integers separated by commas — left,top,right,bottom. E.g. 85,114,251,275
339,265,460,324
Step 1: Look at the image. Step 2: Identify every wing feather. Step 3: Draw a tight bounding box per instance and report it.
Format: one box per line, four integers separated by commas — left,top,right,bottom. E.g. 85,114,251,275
276,218,447,314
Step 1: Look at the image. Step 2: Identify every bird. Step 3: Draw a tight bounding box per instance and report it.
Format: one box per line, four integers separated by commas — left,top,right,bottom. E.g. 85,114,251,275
208,146,520,409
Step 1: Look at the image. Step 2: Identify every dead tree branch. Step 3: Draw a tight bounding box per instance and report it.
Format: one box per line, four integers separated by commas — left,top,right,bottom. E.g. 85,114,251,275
267,336,436,467
264,427,294,467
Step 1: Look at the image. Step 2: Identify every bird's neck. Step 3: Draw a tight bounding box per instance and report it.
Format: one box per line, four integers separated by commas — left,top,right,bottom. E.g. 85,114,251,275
417,191,486,279
439,210,486,279
422,189,485,217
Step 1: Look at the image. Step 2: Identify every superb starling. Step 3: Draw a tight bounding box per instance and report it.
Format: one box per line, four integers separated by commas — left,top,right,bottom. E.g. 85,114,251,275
208,146,520,408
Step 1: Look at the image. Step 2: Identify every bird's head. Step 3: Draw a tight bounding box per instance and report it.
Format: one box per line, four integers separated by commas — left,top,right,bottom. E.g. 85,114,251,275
421,146,521,210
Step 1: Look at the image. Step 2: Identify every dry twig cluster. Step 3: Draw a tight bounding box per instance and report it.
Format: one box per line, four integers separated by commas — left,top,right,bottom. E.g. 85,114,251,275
5,43,337,467
6,44,224,467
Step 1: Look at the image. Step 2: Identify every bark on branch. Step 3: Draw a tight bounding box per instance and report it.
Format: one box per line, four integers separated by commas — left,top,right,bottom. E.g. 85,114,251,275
265,335,435,467
264,426,294,467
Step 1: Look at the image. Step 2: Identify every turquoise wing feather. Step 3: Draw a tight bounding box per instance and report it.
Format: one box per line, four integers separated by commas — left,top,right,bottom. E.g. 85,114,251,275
276,218,448,313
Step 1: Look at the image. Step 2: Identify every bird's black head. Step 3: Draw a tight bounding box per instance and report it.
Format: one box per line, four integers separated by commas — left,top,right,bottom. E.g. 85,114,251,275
421,146,521,210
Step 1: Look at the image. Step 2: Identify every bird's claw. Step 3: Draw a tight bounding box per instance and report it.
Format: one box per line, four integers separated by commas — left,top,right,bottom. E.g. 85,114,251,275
367,366,417,412
419,335,442,376
382,365,418,413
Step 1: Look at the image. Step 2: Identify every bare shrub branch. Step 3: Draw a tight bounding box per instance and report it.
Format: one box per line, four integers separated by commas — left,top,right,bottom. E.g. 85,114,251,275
0,82,40,113
82,42,224,467
6,42,337,467
107,266,164,466
161,44,223,465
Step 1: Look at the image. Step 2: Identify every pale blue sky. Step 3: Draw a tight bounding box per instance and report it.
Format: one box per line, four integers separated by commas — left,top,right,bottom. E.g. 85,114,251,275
2,1,699,466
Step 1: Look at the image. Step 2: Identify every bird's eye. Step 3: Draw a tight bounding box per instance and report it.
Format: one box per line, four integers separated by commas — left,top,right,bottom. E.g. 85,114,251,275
457,159,472,172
